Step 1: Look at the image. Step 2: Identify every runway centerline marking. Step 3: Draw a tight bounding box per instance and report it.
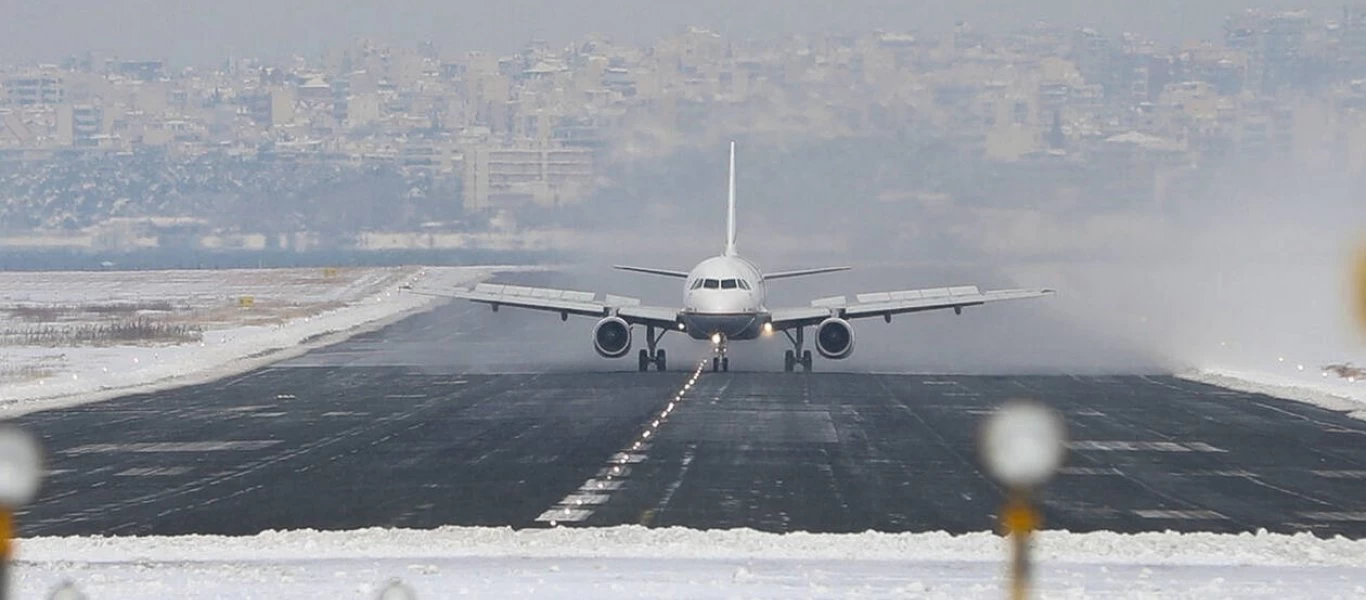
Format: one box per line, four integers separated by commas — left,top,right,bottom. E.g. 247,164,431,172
536,361,707,526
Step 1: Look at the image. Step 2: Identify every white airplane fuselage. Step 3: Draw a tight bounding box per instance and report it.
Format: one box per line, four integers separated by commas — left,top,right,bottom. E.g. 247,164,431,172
680,255,770,341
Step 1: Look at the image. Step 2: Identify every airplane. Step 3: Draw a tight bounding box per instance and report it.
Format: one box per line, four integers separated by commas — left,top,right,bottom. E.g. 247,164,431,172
1322,363,1362,381
421,142,1054,373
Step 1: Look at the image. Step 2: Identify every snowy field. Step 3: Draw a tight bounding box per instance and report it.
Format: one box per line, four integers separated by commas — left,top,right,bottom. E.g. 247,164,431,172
0,266,504,417
13,526,1366,598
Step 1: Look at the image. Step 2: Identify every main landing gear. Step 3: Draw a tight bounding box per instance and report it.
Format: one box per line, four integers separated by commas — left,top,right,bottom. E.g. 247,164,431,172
637,324,668,372
711,333,730,372
782,326,813,372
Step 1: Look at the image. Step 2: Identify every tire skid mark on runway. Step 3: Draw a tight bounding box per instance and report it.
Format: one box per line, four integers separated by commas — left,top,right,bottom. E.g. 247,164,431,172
536,362,707,526
643,443,696,525
873,375,986,478
31,374,526,535
1118,379,1355,510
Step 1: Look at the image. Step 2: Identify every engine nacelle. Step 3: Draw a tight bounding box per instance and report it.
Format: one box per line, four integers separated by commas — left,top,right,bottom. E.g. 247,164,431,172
815,318,855,360
592,317,632,358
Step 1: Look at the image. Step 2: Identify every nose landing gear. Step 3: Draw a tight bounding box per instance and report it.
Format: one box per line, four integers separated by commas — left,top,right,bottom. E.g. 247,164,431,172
711,333,730,372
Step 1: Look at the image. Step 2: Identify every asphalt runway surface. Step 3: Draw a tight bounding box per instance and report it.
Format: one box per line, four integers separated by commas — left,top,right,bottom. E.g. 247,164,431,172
11,300,1366,539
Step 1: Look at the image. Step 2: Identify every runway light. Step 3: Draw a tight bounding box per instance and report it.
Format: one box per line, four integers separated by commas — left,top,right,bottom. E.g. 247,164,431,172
979,400,1067,489
1297,365,1305,371
48,581,86,600
677,323,686,331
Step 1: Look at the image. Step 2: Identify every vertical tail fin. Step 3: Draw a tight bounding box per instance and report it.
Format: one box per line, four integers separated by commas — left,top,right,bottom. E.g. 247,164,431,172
725,141,737,256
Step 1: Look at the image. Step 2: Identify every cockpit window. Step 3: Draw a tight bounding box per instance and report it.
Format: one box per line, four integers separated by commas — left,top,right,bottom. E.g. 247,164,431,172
737,279,751,290
721,279,738,289
690,279,705,290
703,279,720,289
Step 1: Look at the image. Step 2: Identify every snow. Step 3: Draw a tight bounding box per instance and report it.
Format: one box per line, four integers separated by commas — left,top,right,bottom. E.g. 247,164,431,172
0,266,512,418
1182,367,1366,421
2,264,1364,596
13,526,1366,598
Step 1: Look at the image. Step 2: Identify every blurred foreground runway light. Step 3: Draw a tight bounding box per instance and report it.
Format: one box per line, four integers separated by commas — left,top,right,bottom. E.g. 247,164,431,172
0,426,42,600
376,578,417,600
979,400,1068,600
47,581,85,600
979,401,1067,489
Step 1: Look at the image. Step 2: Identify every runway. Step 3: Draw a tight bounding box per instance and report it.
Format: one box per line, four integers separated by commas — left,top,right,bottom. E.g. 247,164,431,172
11,301,1366,539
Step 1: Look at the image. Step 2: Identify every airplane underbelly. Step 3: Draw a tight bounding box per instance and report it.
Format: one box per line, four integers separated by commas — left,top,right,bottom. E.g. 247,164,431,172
683,312,766,340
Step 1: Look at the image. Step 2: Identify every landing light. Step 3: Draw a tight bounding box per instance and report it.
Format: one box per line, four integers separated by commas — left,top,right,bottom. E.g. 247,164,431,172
762,322,774,335
677,323,686,331
711,333,721,345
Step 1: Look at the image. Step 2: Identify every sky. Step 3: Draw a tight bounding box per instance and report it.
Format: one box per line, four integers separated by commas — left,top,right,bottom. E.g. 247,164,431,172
0,0,1354,66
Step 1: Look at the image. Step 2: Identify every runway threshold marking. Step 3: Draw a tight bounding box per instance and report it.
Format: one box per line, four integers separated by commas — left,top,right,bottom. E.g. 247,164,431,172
535,361,707,526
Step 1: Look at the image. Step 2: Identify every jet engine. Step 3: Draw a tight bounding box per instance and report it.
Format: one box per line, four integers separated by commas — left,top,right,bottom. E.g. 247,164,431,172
592,317,632,358
815,318,855,359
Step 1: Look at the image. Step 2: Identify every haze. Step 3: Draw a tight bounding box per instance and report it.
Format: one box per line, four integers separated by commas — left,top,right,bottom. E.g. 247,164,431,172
2,0,1352,65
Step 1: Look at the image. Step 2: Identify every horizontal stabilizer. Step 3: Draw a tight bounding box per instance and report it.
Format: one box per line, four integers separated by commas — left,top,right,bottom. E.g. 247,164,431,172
764,266,852,281
613,265,691,278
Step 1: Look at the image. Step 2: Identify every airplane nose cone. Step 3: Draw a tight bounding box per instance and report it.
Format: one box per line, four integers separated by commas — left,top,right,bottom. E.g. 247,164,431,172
694,291,750,313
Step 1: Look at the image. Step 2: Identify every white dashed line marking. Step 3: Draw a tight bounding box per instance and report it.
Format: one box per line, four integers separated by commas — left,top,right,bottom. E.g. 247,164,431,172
1067,441,1227,453
115,467,194,477
1133,510,1228,520
63,441,283,455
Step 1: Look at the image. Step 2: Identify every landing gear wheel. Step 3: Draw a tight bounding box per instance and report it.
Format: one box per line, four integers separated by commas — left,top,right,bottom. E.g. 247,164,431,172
784,350,795,372
721,357,729,372
712,357,720,372
638,349,650,372
802,350,813,372
656,349,667,372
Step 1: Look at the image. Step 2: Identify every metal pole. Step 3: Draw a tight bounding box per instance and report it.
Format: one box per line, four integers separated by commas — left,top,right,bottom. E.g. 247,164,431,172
0,507,12,600
1002,489,1038,600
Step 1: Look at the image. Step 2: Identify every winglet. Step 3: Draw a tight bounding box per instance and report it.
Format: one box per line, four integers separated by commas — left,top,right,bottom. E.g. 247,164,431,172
725,140,737,257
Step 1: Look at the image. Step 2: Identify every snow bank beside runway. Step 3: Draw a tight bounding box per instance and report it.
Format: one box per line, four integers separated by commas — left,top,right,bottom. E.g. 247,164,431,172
0,266,513,416
13,527,1366,598
1183,367,1366,420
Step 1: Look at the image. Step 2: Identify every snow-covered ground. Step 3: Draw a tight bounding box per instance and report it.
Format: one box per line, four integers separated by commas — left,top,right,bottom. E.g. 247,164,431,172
3,263,1365,598
13,526,1366,598
0,266,507,417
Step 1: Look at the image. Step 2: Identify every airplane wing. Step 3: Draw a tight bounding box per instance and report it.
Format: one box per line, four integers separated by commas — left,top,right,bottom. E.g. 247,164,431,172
613,265,691,278
408,282,681,328
769,285,1054,329
763,266,852,280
